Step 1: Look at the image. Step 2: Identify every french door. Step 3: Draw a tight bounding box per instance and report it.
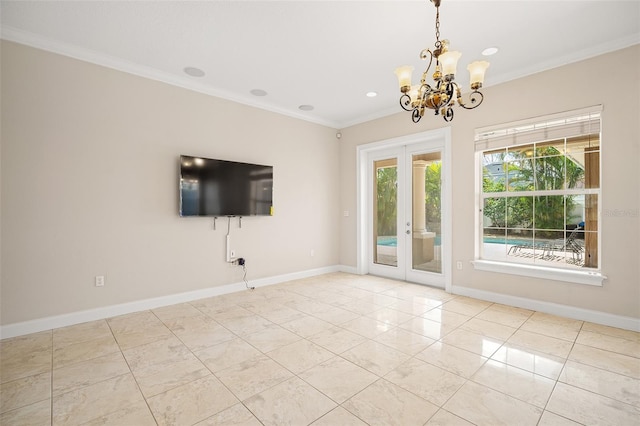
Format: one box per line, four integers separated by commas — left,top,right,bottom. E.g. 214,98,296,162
361,130,451,289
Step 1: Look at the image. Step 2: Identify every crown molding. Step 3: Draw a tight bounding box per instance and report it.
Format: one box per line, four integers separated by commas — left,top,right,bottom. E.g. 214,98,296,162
0,26,341,129
485,33,640,88
2,26,638,131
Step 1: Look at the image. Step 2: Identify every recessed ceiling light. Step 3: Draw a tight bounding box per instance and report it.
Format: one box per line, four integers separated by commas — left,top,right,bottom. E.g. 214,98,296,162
183,67,205,77
250,89,268,96
482,47,499,56
366,91,378,98
298,105,314,111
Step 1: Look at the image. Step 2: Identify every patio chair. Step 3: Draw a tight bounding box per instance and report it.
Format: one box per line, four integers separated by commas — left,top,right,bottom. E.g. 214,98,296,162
507,241,546,257
544,226,584,263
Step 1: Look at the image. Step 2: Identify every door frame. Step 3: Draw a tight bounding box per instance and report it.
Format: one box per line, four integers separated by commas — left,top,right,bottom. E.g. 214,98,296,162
356,128,452,291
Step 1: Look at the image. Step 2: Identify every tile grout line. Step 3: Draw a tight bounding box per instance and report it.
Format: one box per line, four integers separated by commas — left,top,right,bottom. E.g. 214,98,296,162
105,315,159,425
153,304,270,425
536,320,583,426
4,274,639,425
49,330,53,426
406,300,497,423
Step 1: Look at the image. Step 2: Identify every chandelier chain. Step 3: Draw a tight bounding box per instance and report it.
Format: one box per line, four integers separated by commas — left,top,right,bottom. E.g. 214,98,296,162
435,6,440,43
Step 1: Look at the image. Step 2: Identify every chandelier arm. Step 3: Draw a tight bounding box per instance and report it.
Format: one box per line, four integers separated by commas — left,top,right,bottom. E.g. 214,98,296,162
420,48,435,74
442,106,454,122
399,94,414,112
444,82,455,105
420,83,433,100
457,90,485,110
412,108,422,123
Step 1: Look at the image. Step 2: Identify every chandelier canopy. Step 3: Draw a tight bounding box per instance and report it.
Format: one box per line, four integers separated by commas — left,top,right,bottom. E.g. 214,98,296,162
395,0,490,123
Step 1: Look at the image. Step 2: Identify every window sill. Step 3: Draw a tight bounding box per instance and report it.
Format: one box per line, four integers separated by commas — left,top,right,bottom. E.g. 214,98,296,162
472,260,606,286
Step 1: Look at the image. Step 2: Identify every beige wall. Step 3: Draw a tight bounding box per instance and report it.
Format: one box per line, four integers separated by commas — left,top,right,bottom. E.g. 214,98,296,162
1,41,340,325
2,40,638,328
339,45,640,319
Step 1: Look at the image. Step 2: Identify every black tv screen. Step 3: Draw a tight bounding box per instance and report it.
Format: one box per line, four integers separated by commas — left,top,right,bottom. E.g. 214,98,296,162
179,155,273,217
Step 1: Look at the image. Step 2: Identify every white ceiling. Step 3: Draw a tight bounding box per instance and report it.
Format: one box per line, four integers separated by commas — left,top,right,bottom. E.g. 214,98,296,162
2,0,639,128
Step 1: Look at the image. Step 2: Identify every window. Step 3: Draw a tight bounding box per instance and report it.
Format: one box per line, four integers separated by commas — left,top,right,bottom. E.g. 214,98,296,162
474,106,603,285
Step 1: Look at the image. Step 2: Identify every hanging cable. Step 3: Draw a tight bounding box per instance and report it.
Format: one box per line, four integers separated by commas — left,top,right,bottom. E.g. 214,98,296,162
242,263,254,290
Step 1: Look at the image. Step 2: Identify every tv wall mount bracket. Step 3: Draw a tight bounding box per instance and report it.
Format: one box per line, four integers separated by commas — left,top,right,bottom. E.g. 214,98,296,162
213,216,242,231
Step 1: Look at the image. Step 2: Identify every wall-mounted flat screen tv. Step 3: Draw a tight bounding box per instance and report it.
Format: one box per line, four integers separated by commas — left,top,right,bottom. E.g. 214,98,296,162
179,155,273,217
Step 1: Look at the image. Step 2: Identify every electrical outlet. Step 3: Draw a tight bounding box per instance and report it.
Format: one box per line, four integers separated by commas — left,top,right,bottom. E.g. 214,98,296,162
456,261,463,270
310,249,315,257
230,250,236,259
95,275,105,287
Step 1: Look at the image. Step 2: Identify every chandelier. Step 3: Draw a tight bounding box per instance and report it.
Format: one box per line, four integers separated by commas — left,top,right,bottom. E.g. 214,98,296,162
394,0,490,123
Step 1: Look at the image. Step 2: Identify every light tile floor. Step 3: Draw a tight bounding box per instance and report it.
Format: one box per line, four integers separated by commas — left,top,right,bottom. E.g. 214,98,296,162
1,272,639,425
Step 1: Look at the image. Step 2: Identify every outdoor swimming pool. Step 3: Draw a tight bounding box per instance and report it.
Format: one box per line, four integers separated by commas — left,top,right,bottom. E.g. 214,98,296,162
377,236,442,246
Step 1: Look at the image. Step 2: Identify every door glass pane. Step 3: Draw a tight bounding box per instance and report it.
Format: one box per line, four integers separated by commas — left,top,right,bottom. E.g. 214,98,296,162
374,158,397,266
412,152,442,273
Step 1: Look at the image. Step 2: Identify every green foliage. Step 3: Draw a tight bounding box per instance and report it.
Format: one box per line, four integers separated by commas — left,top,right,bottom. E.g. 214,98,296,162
514,147,585,191
534,196,565,234
424,162,441,225
376,166,397,236
375,161,442,237
483,177,507,227
483,146,585,232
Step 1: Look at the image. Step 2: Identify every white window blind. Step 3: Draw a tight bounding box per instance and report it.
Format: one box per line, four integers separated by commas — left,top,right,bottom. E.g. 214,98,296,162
474,105,602,151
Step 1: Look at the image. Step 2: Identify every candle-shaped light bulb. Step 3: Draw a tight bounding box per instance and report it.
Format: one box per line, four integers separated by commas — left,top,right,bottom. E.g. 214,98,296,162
468,61,490,90
439,51,461,79
394,65,415,93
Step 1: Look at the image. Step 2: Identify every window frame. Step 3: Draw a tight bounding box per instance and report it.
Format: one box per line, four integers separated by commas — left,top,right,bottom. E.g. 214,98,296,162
473,106,606,286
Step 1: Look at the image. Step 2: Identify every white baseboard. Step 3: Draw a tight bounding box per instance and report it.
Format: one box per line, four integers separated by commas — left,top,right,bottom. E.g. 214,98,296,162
452,285,640,332
337,264,360,275
243,265,346,288
5,269,636,339
0,265,343,340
